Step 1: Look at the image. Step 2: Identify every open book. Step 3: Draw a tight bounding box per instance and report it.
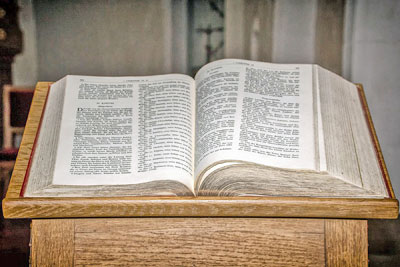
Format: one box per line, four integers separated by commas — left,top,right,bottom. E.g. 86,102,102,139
23,59,389,198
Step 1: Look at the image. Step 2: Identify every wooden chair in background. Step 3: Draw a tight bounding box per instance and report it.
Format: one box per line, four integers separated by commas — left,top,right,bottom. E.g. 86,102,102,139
3,85,34,149
0,85,34,185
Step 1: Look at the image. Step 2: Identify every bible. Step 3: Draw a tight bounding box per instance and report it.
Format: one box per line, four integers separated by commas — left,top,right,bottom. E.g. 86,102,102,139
22,59,391,198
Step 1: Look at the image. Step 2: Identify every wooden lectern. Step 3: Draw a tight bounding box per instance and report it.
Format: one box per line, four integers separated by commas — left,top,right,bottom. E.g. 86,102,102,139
2,82,399,266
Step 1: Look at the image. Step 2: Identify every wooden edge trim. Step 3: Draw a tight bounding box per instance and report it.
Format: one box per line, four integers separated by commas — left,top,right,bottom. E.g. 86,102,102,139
5,82,52,199
3,196,398,219
356,84,396,199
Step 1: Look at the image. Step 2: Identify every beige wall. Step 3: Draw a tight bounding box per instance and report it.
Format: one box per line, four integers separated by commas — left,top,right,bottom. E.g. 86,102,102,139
272,0,316,64
32,0,173,81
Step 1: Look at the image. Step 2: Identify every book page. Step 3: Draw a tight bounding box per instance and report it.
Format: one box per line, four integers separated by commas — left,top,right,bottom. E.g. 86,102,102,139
52,75,195,192
194,59,316,179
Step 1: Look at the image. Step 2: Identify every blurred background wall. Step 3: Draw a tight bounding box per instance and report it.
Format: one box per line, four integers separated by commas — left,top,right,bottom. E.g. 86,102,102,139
9,0,400,198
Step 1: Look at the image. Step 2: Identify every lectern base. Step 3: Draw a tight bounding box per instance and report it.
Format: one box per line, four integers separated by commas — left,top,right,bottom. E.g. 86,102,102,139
31,218,367,267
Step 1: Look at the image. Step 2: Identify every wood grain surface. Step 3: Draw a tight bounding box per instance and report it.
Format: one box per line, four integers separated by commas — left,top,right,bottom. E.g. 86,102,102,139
2,82,398,219
31,219,75,267
325,220,368,266
30,218,370,266
32,218,326,266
